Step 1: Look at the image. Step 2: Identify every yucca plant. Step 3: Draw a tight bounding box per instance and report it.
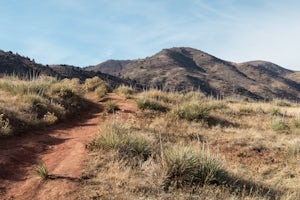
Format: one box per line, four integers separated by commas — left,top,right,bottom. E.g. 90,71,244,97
163,145,226,190
34,161,49,180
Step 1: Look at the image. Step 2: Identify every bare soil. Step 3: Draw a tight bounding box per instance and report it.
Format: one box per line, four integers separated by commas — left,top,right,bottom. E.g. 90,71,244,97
0,93,136,200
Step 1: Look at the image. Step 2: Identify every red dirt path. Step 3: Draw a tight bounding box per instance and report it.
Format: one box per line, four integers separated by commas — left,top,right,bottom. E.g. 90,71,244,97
0,93,137,200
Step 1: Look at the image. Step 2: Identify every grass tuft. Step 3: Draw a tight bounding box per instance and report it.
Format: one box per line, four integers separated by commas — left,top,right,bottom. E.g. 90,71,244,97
271,119,290,133
105,100,119,113
34,161,49,180
163,145,226,190
171,102,210,122
137,98,167,112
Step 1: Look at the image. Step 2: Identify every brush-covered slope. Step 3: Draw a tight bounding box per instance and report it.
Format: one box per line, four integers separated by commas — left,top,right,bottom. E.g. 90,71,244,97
50,64,136,88
0,50,57,77
0,50,134,89
87,47,300,100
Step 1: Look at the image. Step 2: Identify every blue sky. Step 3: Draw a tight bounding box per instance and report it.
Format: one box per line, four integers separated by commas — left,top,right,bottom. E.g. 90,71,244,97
0,0,299,70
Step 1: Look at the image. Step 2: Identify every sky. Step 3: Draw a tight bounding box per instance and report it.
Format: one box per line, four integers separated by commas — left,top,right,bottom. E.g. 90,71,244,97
0,0,299,70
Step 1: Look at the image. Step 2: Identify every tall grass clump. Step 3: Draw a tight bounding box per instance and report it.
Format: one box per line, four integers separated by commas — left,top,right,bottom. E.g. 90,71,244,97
143,89,179,103
183,91,206,102
273,99,292,107
137,98,167,112
0,75,89,136
84,77,110,98
89,121,151,163
94,84,109,98
105,100,119,113
171,102,210,122
163,145,226,190
271,119,290,133
114,85,134,98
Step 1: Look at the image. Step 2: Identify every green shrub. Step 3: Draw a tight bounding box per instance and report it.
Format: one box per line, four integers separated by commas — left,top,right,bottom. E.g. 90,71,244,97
272,119,289,133
171,103,210,122
137,98,167,112
163,145,226,190
105,100,119,113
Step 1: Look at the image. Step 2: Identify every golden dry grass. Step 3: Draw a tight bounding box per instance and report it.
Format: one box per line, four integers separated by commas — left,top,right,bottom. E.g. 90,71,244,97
0,75,106,136
81,90,300,199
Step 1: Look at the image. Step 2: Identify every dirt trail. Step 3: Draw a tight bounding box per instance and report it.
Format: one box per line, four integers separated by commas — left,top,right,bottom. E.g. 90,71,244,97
0,93,137,200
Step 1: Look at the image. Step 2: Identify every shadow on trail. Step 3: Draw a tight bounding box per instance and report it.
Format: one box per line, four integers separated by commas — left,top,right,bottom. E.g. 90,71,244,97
0,99,103,187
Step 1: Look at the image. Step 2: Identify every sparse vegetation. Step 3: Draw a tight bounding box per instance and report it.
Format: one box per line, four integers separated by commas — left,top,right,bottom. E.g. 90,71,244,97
34,161,49,180
82,89,300,199
137,97,167,112
272,118,290,133
105,100,119,113
163,145,226,190
171,102,210,122
114,85,134,98
0,75,91,136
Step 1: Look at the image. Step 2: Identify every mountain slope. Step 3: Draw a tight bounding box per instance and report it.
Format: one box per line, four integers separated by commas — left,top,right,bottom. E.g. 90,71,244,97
0,50,57,78
86,47,300,101
0,50,133,89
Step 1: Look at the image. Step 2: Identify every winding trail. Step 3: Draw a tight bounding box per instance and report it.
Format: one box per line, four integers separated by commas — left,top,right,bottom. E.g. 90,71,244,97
0,93,137,200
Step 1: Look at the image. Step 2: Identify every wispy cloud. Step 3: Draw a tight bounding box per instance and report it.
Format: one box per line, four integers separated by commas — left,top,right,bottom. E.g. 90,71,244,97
0,0,299,70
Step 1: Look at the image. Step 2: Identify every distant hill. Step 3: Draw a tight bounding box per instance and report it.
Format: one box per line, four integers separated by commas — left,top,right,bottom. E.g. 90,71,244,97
86,47,300,101
0,50,133,88
0,50,57,78
1,48,299,101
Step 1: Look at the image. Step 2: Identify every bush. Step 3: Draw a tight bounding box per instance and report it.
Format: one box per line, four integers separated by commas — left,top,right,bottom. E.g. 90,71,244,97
272,119,289,133
163,145,226,190
105,100,119,113
171,102,210,122
114,85,134,98
84,77,106,92
90,121,151,162
95,84,109,99
137,98,167,112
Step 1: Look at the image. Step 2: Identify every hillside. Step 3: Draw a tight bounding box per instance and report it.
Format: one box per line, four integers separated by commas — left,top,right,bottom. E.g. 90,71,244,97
0,50,133,89
0,50,57,78
86,47,300,101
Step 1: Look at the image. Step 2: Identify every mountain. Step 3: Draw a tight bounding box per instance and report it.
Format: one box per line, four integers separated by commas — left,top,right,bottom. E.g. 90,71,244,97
0,50,57,78
86,47,300,101
1,48,299,101
0,50,133,88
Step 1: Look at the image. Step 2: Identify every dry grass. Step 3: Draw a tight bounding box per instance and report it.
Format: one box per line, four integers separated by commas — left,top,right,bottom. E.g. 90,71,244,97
80,89,300,199
0,75,90,136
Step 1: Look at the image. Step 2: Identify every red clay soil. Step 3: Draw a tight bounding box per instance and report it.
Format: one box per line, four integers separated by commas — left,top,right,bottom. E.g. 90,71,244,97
0,93,137,200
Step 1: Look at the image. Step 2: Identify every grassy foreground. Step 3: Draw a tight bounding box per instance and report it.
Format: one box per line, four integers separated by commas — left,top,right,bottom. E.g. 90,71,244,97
81,88,300,199
0,75,108,136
